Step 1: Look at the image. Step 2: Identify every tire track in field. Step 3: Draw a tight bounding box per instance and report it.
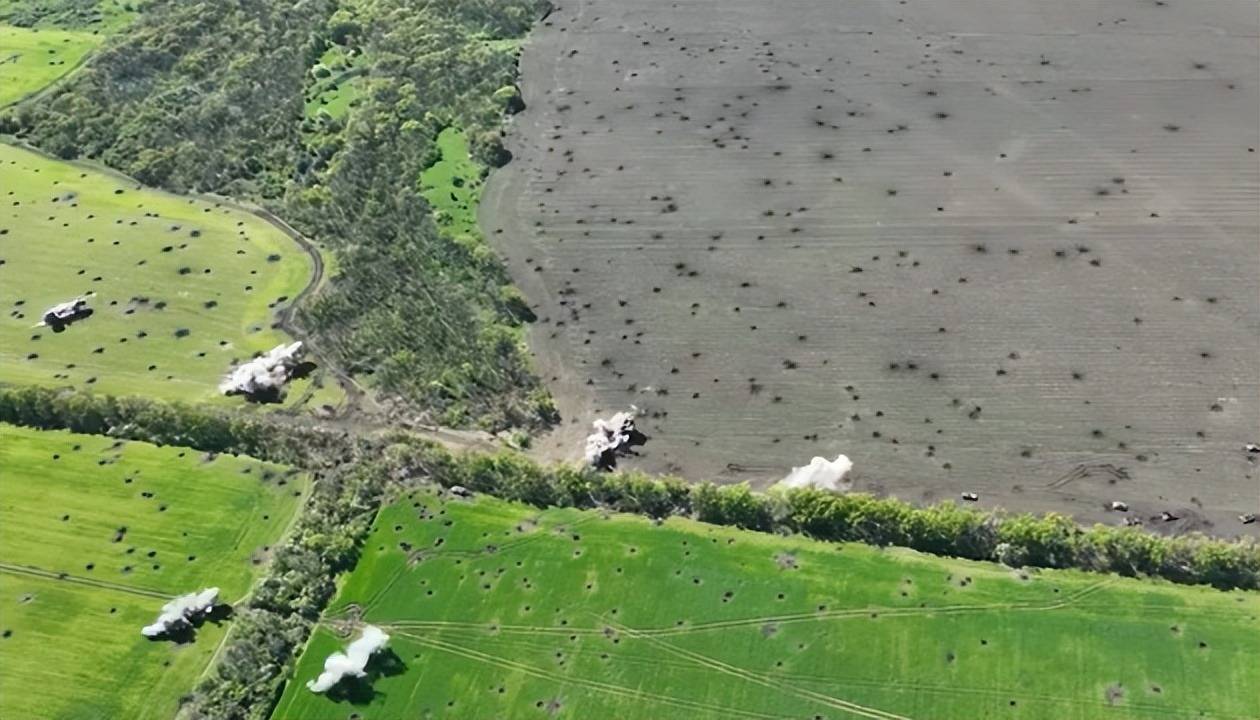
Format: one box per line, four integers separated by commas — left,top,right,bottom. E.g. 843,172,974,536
383,581,1243,720
601,617,911,720
391,629,795,719
0,562,172,600
355,512,602,616
639,577,1117,637
765,663,1218,718
378,626,715,676
372,577,1116,640
663,633,1233,720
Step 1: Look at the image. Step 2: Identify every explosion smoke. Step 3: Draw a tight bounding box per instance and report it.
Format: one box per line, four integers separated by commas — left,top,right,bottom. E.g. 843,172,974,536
584,409,646,471
307,625,390,693
777,454,853,492
219,341,304,397
140,587,219,638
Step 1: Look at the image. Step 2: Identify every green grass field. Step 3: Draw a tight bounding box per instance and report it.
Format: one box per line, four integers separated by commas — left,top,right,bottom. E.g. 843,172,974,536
274,489,1260,720
0,423,309,720
421,127,482,244
0,24,100,106
304,44,364,123
0,142,316,404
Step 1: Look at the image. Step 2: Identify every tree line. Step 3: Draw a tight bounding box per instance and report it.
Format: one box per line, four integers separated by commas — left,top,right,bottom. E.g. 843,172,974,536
6,385,1257,593
4,386,1258,718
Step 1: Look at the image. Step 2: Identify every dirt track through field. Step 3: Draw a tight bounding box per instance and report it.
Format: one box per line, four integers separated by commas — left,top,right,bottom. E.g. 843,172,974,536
482,0,1260,534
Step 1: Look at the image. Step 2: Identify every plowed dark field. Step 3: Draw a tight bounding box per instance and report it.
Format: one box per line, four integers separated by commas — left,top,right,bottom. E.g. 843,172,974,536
483,0,1260,534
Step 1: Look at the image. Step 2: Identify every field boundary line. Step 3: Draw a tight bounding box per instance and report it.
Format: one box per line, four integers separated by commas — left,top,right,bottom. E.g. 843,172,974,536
370,578,1119,640
0,562,172,599
602,616,911,720
393,629,793,719
640,577,1120,638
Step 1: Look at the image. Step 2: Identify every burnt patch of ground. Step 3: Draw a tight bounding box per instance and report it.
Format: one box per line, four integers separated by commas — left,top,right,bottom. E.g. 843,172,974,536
483,0,1260,534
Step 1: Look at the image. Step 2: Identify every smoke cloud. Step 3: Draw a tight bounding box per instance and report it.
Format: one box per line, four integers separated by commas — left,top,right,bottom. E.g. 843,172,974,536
220,341,304,396
777,454,853,492
584,410,646,471
307,625,391,693
140,587,219,637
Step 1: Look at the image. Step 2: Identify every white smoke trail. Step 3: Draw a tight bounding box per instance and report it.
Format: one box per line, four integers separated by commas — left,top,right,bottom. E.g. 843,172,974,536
140,587,219,637
307,625,390,693
777,455,853,492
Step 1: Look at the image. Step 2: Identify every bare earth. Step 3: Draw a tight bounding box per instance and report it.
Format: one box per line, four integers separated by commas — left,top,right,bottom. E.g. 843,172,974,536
481,0,1260,535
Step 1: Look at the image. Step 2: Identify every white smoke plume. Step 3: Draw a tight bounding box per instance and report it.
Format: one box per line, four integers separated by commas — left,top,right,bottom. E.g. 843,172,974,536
584,410,643,470
220,341,304,396
307,625,390,693
777,455,854,492
140,587,219,637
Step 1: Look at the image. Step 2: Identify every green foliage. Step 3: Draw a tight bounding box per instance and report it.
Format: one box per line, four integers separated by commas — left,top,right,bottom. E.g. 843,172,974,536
469,127,511,167
284,0,553,429
0,385,347,464
179,609,309,720
6,0,330,196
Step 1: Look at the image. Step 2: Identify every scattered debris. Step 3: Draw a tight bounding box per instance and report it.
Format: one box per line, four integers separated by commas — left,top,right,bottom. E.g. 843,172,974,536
1109,500,1129,512
307,625,390,693
584,409,647,471
141,587,219,638
1159,510,1179,522
37,296,93,332
777,454,853,492
960,492,979,502
1123,516,1144,527
219,341,311,401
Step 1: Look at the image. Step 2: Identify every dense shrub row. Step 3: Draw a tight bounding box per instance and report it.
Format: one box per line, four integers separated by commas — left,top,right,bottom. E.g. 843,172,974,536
181,447,401,720
7,386,1258,596
283,0,555,429
405,448,1260,592
0,385,349,467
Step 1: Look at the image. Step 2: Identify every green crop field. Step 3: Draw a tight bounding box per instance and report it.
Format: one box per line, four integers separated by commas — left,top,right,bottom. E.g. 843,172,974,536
0,143,319,404
0,423,309,720
274,489,1260,720
0,24,100,106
